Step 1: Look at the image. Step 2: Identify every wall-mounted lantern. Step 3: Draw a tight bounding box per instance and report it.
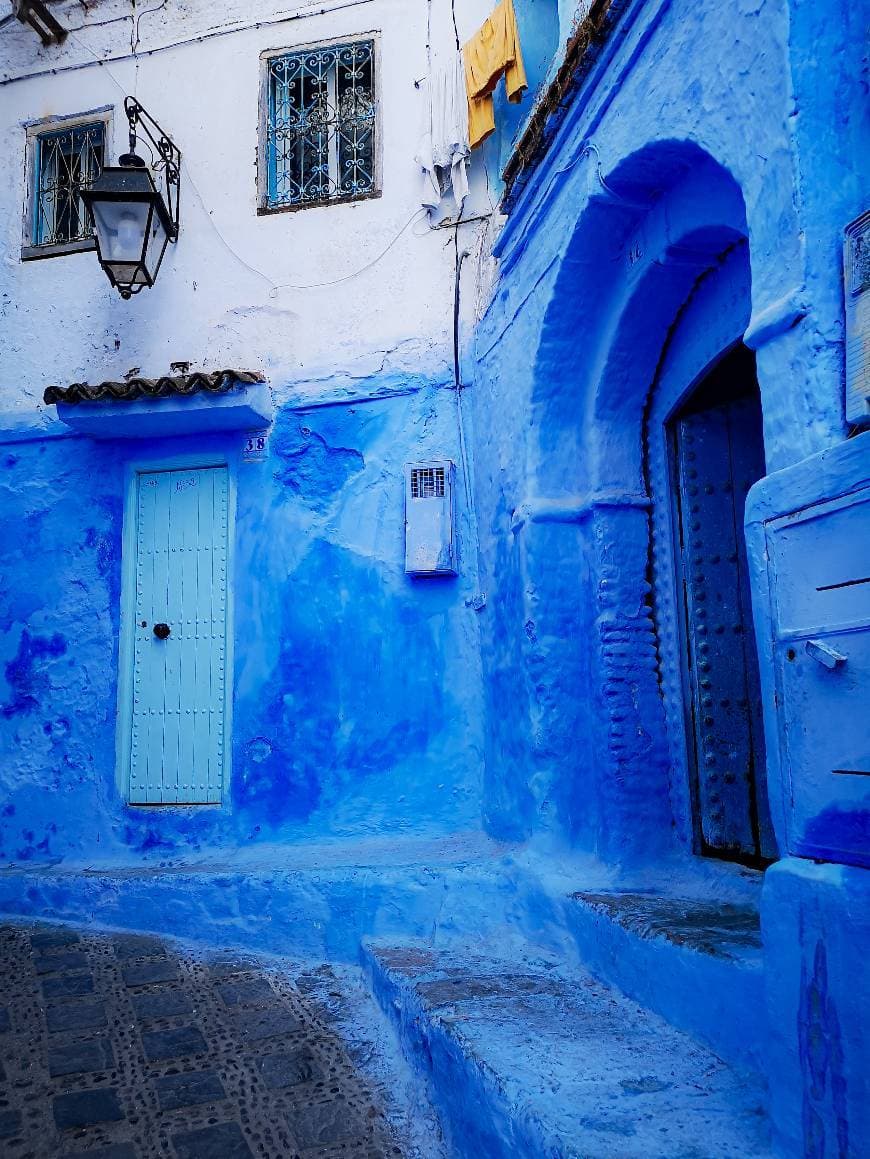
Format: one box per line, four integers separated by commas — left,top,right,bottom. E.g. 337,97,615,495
82,97,180,300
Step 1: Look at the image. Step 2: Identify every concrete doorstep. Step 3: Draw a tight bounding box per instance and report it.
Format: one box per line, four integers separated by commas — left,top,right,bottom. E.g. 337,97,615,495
362,939,772,1159
564,888,766,1074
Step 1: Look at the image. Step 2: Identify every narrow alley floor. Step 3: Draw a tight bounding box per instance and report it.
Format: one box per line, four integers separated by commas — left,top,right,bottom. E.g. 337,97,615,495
0,922,426,1159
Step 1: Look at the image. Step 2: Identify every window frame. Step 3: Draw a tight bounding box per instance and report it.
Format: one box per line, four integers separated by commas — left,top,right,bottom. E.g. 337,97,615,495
257,32,382,215
21,106,113,262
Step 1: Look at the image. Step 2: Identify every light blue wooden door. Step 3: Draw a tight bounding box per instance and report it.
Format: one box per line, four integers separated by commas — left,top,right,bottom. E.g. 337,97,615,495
128,466,229,804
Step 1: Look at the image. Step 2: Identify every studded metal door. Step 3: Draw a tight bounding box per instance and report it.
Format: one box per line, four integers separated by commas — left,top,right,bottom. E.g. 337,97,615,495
128,467,229,804
673,394,776,862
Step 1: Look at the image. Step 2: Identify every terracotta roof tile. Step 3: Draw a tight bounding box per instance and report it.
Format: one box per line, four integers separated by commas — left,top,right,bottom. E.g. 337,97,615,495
43,369,265,406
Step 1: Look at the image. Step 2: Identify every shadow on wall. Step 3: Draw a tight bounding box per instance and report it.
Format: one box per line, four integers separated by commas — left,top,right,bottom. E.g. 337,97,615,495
233,537,446,827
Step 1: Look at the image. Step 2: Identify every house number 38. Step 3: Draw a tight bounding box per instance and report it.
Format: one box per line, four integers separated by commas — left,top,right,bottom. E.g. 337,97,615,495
243,431,269,461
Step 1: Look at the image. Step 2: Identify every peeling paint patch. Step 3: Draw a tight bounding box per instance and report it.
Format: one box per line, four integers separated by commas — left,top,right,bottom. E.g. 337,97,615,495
272,414,365,506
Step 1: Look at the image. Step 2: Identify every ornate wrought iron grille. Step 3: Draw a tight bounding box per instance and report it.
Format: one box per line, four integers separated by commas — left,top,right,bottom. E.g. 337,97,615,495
266,40,376,209
34,122,104,245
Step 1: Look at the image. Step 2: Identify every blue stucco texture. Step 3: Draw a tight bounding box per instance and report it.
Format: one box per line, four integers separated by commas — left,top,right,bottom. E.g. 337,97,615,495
1,1,869,1155
363,939,771,1159
0,383,483,864
456,0,867,1149
762,859,870,1159
469,0,865,862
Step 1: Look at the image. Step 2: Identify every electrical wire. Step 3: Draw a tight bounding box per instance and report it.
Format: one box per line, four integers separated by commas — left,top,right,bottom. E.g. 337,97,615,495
451,212,474,516
453,232,464,390
272,209,429,291
451,226,483,592
0,0,159,43
132,0,167,53
568,140,649,209
0,0,377,86
182,161,431,293
63,21,435,295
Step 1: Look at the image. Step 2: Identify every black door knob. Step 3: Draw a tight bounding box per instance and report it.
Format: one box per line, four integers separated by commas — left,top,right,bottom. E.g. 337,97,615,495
153,623,171,640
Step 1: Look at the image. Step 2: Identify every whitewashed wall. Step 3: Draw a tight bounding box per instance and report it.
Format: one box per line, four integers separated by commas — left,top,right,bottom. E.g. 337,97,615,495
0,0,498,409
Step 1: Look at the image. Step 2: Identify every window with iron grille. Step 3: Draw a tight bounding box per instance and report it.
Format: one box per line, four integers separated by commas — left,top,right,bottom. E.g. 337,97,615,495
32,122,104,248
411,467,446,499
262,39,377,211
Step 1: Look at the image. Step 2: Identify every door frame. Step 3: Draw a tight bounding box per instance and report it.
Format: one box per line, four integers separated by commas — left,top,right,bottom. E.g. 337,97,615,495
643,246,761,855
116,452,237,806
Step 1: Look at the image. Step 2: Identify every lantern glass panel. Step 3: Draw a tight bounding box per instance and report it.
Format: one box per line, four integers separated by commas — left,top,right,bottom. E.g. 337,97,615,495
107,261,146,287
90,198,151,265
143,207,169,280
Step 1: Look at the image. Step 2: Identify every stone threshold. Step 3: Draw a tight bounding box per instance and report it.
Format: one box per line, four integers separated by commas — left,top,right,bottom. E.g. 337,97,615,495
563,870,767,1075
362,937,772,1159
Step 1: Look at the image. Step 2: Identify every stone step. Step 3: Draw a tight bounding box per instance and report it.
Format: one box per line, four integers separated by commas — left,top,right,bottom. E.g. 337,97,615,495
0,832,517,963
362,939,772,1159
565,888,765,1073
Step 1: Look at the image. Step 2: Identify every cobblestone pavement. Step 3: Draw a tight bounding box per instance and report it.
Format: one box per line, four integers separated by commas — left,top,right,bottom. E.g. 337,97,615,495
0,923,405,1159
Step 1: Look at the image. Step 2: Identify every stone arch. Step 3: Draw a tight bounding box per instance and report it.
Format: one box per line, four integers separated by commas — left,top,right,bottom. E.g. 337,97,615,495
522,140,759,861
531,140,750,498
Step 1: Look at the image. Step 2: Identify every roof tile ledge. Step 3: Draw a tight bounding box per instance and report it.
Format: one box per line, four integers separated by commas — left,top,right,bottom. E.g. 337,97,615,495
501,0,627,212
44,370,273,441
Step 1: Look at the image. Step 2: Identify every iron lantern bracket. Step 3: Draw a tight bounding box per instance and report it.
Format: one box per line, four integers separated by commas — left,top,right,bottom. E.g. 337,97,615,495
122,96,181,241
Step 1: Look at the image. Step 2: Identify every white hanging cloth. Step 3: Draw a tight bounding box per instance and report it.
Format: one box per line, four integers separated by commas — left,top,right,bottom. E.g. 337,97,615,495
416,50,470,213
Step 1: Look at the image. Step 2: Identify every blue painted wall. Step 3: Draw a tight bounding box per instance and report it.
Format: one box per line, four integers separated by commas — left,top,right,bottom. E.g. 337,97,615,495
1,0,868,1153
469,0,866,860
0,380,484,864
464,0,869,1153
5,0,860,873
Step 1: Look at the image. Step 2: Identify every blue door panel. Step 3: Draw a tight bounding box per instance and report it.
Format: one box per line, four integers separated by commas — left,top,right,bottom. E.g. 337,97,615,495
128,466,228,804
673,389,773,861
677,407,756,854
767,485,870,865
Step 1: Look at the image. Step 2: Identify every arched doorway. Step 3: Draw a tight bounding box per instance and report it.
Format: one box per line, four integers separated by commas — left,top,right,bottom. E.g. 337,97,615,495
509,142,780,861
666,345,776,864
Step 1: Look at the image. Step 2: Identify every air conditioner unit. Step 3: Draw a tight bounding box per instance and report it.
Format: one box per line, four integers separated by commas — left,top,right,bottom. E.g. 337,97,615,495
404,460,457,576
845,210,870,427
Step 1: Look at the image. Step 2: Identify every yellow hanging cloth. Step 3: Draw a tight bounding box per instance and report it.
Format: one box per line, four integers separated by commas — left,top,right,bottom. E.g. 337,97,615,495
463,0,528,149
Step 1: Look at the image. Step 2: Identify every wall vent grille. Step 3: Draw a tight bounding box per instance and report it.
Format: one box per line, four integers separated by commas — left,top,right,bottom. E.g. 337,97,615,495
404,460,457,576
411,466,445,499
